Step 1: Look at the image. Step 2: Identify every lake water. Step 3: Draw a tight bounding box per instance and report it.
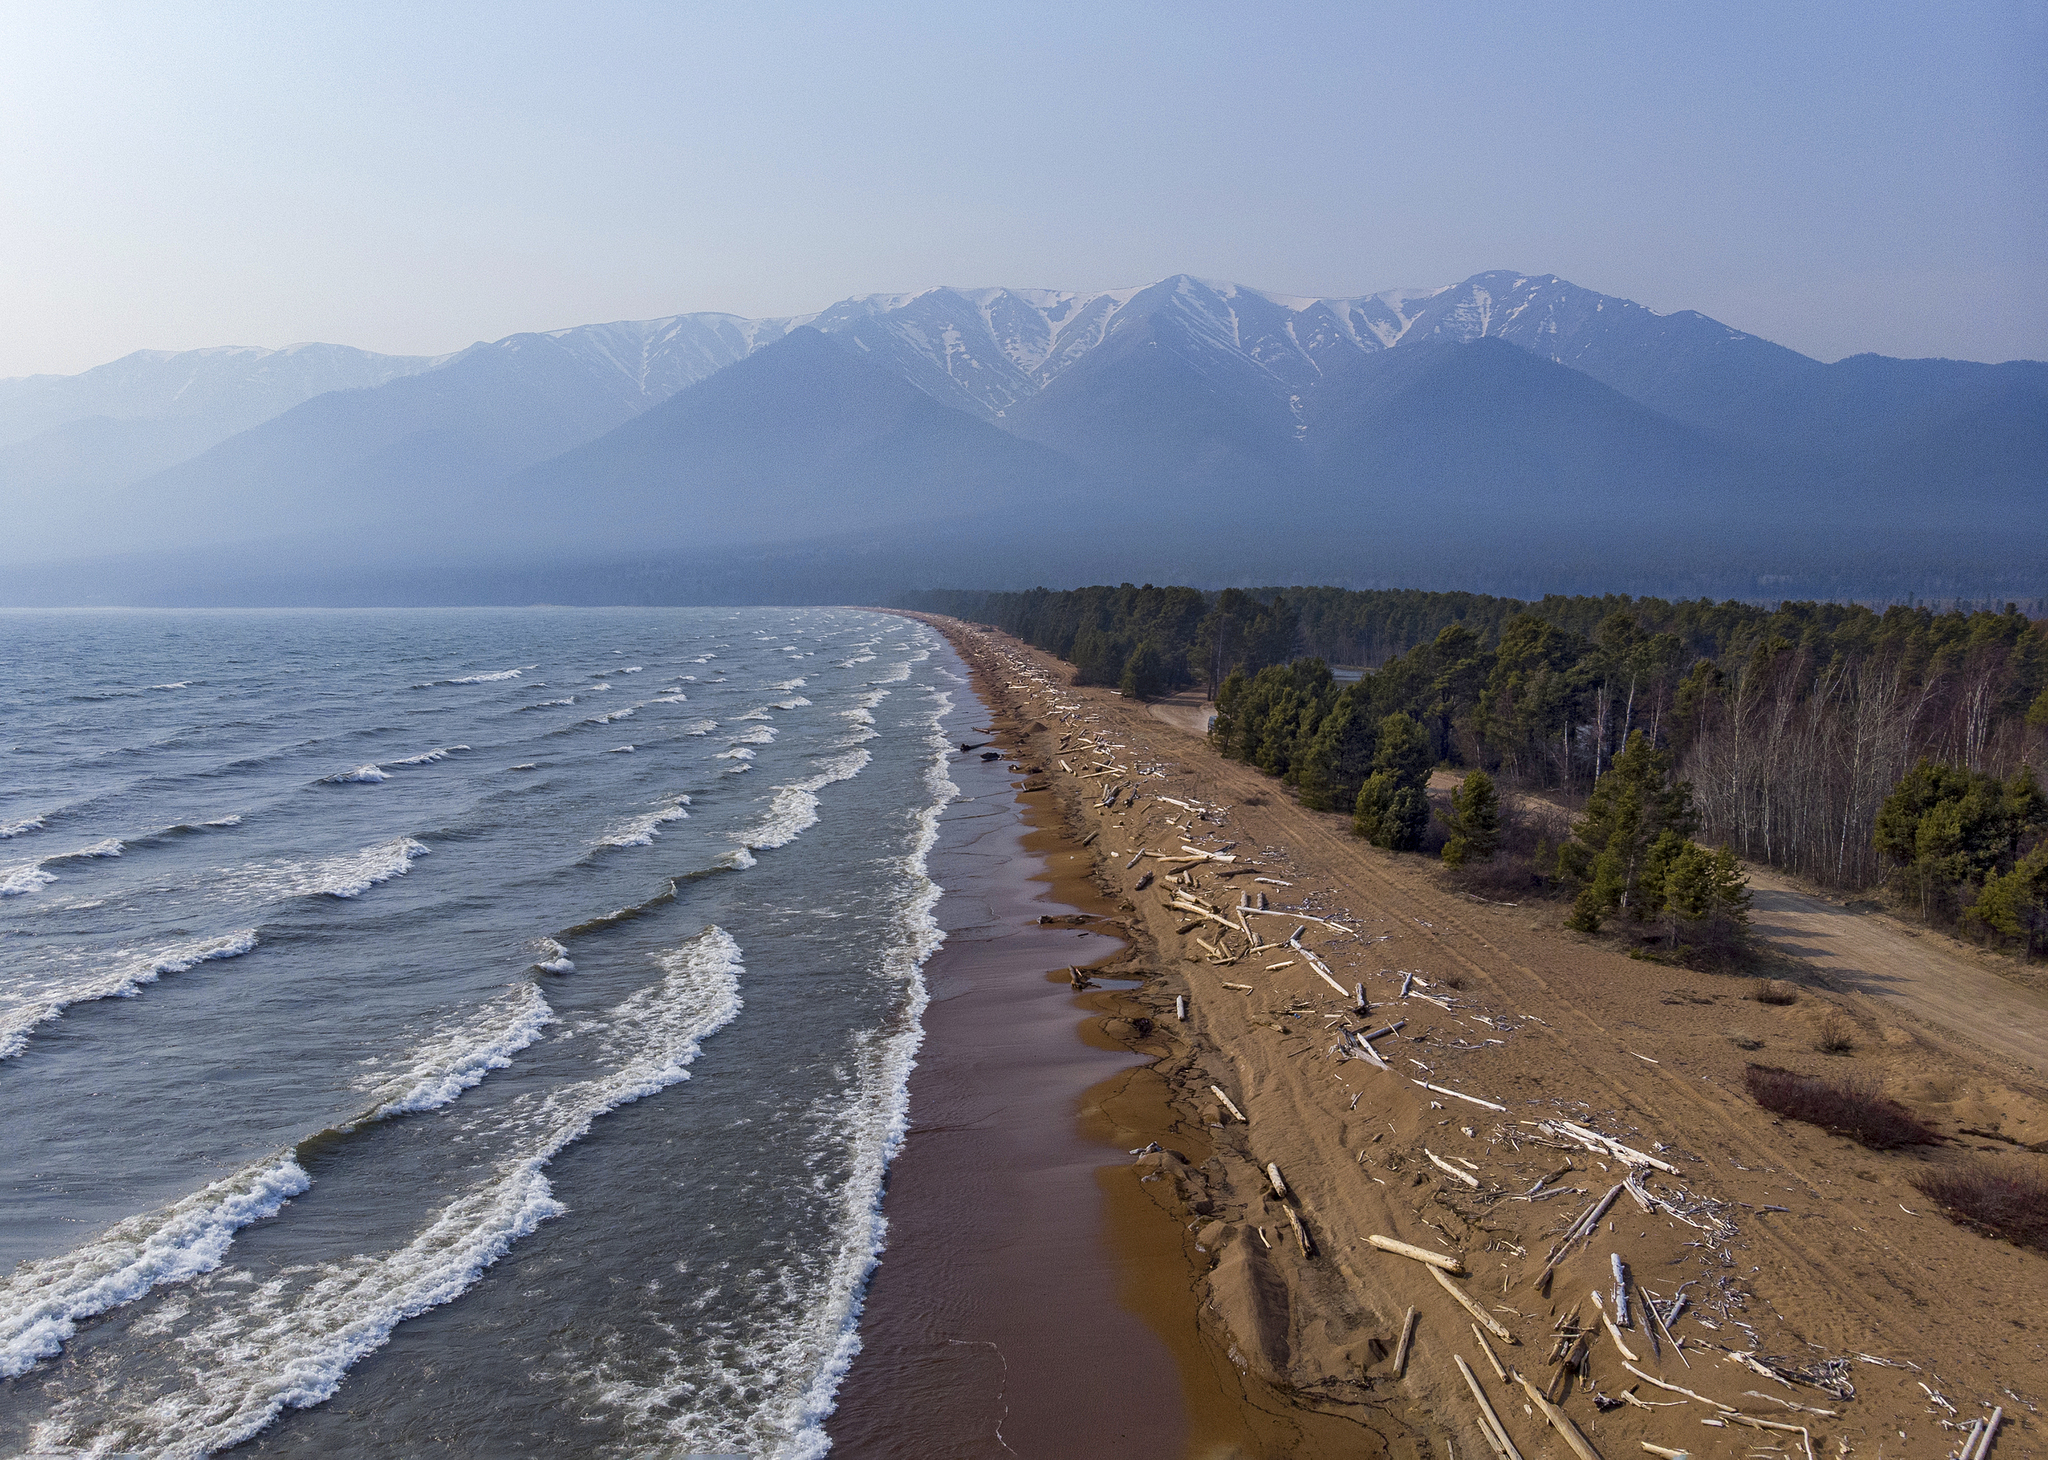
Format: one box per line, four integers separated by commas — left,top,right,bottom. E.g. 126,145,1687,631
0,606,965,1458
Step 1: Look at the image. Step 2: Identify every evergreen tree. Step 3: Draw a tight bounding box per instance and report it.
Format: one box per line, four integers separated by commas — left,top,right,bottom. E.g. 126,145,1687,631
1294,688,1378,812
1354,712,1432,851
1558,730,1697,930
1441,770,1501,867
1118,638,1168,700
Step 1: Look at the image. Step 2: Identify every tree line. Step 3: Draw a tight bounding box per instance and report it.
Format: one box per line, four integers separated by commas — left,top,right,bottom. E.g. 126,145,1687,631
905,583,2048,953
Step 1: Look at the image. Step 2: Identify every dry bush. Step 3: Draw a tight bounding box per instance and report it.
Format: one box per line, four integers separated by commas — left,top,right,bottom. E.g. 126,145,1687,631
1814,1012,1856,1054
1912,1163,2048,1253
1241,792,1269,807
1743,1066,1938,1149
1438,973,1466,990
1753,978,1798,1005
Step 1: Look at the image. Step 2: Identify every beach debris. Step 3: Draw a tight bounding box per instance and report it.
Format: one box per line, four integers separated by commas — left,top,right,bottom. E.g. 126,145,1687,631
1210,1084,1246,1122
1590,1290,1637,1361
1426,1148,1481,1187
1611,1253,1633,1327
1455,1353,1524,1460
1537,1184,1626,1286
1175,994,1187,1021
1265,1161,1291,1200
1432,1266,1517,1344
1392,1305,1418,1379
1622,1362,1734,1411
1513,1368,1601,1460
1413,1080,1508,1113
1368,1233,1466,1273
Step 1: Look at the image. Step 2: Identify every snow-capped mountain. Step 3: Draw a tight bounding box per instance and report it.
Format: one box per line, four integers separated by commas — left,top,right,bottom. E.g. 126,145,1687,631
0,341,446,447
809,276,1438,421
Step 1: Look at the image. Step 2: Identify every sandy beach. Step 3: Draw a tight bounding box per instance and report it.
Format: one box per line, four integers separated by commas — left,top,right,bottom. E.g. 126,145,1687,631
862,612,2048,1459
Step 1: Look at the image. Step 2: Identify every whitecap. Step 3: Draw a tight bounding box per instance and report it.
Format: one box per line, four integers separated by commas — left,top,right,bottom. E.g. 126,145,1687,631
596,798,690,849
387,745,470,766
322,765,387,784
228,837,428,901
364,983,555,1118
0,930,259,1061
0,1152,309,1380
0,863,57,897
1,815,49,839
43,929,744,1455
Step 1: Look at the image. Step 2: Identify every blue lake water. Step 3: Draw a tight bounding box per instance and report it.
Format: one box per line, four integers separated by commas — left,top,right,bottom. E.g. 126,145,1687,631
0,606,966,1458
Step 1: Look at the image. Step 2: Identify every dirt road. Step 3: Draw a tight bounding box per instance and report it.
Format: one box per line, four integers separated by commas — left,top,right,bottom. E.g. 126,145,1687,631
1746,866,2048,1078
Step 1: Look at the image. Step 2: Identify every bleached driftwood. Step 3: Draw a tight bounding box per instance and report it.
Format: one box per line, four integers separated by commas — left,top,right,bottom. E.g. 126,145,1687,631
1512,1370,1601,1460
1266,1161,1290,1200
1283,1202,1315,1257
1210,1085,1246,1122
1595,1301,1637,1362
1638,1445,1689,1458
1621,1362,1733,1411
1175,994,1187,1021
1472,1325,1509,1380
1392,1305,1418,1378
1537,1183,1625,1285
1412,1080,1508,1112
1455,1353,1524,1460
1426,1148,1481,1187
1611,1254,1632,1327
1368,1233,1465,1273
1431,1266,1516,1344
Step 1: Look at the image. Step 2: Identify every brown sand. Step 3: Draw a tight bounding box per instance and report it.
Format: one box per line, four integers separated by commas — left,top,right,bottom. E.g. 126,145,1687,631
896,612,2048,1460
828,678,1189,1457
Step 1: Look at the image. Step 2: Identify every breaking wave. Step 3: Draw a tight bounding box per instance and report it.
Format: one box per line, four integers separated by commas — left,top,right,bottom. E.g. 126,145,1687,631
0,930,259,1061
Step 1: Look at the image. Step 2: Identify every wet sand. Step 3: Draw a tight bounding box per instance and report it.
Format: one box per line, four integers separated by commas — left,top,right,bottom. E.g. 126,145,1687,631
827,675,1189,1456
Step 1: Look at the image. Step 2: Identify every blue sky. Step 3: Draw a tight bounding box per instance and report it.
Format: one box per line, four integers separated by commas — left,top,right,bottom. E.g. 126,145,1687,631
2,1,2042,374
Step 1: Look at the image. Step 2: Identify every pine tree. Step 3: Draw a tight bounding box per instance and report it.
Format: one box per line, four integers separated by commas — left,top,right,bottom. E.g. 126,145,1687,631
1441,770,1501,867
1354,712,1432,851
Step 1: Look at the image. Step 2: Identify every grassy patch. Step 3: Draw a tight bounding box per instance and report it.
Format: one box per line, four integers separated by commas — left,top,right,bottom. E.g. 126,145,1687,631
1743,1066,1939,1149
1753,978,1798,1005
1913,1163,2048,1253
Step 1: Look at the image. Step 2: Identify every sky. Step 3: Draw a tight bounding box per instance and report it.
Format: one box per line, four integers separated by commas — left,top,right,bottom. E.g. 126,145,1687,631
2,1,2043,377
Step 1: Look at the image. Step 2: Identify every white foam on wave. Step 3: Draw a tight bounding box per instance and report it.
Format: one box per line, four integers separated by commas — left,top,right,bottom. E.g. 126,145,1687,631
775,697,812,710
227,837,428,902
732,724,776,745
387,745,470,766
41,838,124,864
774,678,807,691
323,764,388,784
596,797,690,849
621,666,643,674
535,938,574,973
733,748,872,856
0,929,259,1062
46,928,745,1458
609,745,635,754
0,814,49,839
1,863,57,897
447,667,529,684
147,681,191,691
715,746,755,761
0,1151,310,1381
733,708,773,721
364,983,556,1118
683,719,717,736
594,682,961,1458
650,693,687,704
204,815,243,827
525,697,576,709
588,706,636,724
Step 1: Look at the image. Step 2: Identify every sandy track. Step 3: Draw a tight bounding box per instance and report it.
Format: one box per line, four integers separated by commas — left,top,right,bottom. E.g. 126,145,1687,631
1747,868,2048,1077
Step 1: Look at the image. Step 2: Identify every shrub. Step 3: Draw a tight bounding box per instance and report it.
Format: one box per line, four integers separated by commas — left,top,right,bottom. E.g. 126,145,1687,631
1912,1163,2048,1253
1753,978,1798,1005
1743,1066,1939,1149
1814,1013,1855,1054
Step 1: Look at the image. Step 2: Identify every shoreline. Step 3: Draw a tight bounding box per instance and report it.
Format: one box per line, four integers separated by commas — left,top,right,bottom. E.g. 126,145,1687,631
881,611,2048,1460
827,638,1192,1455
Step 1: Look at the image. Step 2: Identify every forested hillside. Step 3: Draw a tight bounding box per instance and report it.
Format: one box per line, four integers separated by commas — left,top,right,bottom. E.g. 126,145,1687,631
909,585,2048,910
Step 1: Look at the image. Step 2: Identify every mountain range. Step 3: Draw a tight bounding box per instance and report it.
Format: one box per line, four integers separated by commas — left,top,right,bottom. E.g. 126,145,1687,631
2,271,2041,604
